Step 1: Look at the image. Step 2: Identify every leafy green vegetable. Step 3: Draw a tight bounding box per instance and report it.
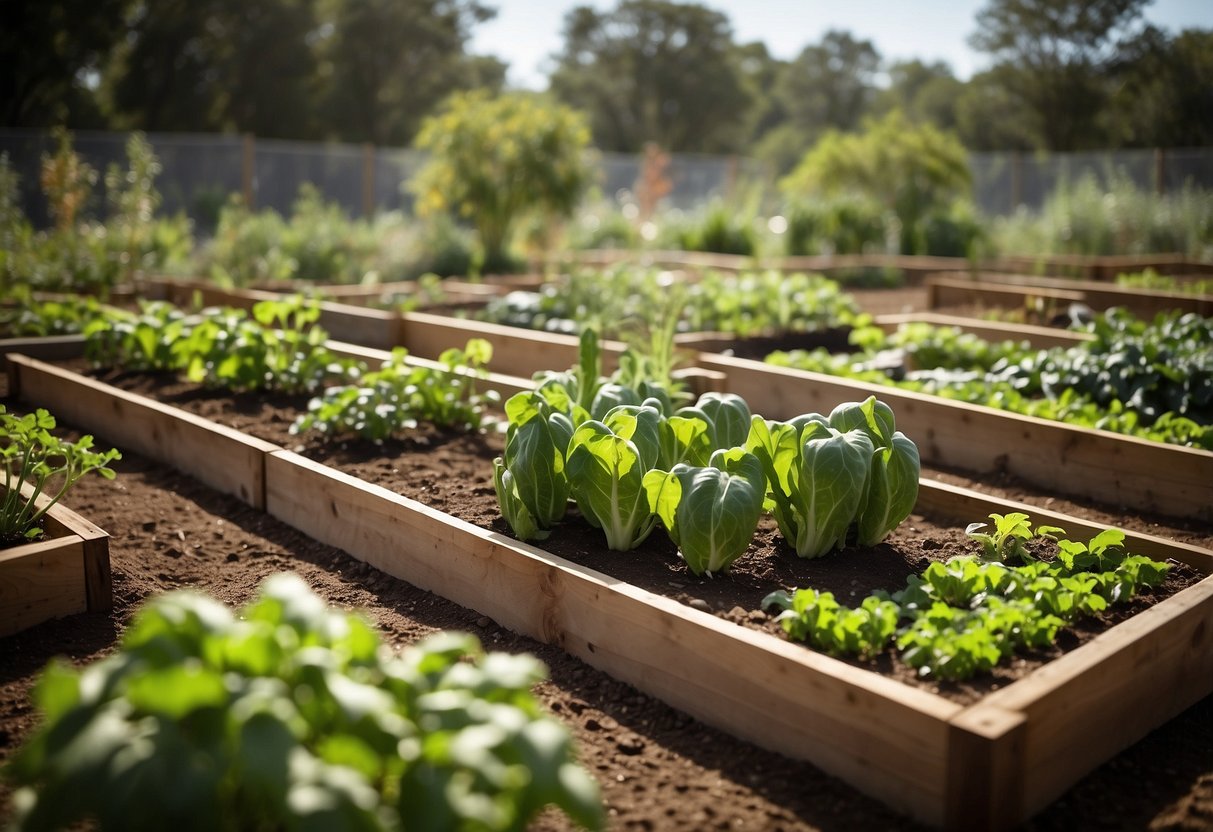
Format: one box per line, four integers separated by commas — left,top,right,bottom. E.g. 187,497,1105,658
6,574,603,832
763,589,899,659
493,392,575,541
0,406,121,544
643,447,766,576
565,402,666,551
292,340,498,440
964,512,1064,563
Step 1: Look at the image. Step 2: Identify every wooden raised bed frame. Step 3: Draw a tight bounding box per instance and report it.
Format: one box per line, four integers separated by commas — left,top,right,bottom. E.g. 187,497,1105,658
5,353,1212,830
0,481,111,637
926,273,1213,317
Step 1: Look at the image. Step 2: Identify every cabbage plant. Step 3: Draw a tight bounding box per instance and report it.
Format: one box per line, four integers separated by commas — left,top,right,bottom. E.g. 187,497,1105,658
644,447,766,576
675,392,752,463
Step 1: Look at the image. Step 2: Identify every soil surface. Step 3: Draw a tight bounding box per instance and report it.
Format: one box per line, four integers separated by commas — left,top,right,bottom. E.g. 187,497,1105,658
1,369,1212,830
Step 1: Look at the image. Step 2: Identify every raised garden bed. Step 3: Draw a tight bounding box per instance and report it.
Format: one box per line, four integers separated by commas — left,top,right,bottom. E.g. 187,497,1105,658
696,353,1213,525
6,353,1212,830
0,481,110,637
926,273,1213,317
980,253,1213,282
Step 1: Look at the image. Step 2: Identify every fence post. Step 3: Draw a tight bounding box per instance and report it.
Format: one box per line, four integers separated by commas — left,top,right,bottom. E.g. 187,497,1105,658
1154,147,1166,196
1010,151,1022,212
361,143,375,219
241,133,256,208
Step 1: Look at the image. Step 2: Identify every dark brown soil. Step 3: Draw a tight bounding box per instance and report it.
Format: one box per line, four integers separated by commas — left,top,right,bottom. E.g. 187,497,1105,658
2,369,1211,830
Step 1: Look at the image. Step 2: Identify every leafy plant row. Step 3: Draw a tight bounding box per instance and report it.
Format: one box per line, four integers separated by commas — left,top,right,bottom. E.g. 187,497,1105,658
765,513,1171,681
81,296,497,441
767,308,1213,449
7,574,603,831
480,266,861,339
493,331,920,574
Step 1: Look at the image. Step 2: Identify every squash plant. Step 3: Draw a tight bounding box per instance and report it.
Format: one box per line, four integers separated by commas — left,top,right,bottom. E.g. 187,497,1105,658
0,406,120,546
6,574,603,832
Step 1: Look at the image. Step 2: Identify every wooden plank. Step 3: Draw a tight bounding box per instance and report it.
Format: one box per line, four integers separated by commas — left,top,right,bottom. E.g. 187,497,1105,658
916,480,1213,572
399,312,629,378
927,274,1212,317
264,449,961,826
21,484,112,613
698,354,1213,524
945,706,1027,832
0,535,88,637
8,355,279,509
978,575,1213,821
871,313,1090,349
0,335,87,370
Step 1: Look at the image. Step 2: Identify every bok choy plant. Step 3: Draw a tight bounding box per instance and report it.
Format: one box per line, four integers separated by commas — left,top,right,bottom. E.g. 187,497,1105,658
565,401,667,550
745,396,920,558
493,391,575,541
643,447,766,576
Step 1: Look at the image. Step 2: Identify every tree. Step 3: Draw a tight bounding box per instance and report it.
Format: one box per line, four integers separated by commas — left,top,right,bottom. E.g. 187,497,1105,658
315,0,504,146
100,0,320,137
410,91,593,273
751,30,881,172
968,0,1150,150
548,1,751,153
0,0,130,127
876,60,964,132
781,110,973,253
1104,27,1213,148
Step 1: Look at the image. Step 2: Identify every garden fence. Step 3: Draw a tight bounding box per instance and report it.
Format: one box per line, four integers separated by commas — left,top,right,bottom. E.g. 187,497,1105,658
1,129,1209,231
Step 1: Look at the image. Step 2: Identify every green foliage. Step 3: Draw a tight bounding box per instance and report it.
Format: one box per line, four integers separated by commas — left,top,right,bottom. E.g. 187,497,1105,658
0,290,105,337
482,267,860,340
766,310,1213,449
672,199,757,256
292,340,498,440
0,406,120,545
745,397,919,558
1115,269,1213,296
84,300,192,372
766,515,1173,681
494,392,576,541
412,91,592,274
781,110,973,255
782,194,889,256
643,447,766,576
992,174,1213,259
6,574,603,832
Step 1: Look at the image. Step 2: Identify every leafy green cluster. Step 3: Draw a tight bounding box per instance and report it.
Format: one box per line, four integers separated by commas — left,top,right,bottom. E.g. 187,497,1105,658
481,266,860,339
494,330,918,576
0,406,121,545
747,397,920,558
1115,269,1213,296
766,309,1213,449
292,340,499,440
6,574,603,832
0,289,105,337
85,296,360,394
765,514,1171,681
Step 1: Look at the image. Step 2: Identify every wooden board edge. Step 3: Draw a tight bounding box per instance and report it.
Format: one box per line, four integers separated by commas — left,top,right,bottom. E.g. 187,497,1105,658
0,535,88,637
0,335,87,370
264,447,962,825
9,354,278,510
18,485,112,614
944,705,1027,832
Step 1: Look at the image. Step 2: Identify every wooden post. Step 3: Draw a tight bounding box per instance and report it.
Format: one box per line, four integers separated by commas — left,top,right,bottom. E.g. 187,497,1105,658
241,133,256,208
361,143,375,218
1010,151,1022,212
1154,147,1166,196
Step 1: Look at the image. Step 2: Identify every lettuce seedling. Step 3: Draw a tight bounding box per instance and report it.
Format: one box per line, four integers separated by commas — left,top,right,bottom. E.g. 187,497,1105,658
643,447,766,576
565,401,665,550
965,512,1065,563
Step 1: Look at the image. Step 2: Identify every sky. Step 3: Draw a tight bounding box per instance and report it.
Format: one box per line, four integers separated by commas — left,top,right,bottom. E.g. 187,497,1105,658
469,0,1213,89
